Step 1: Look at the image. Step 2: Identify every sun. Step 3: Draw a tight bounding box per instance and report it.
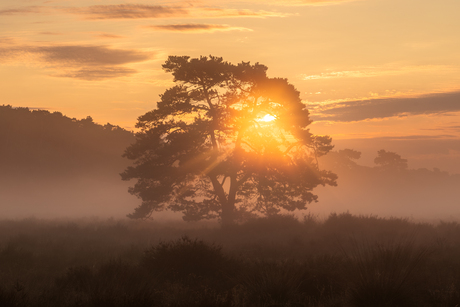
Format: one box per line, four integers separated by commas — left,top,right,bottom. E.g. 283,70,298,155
256,114,276,123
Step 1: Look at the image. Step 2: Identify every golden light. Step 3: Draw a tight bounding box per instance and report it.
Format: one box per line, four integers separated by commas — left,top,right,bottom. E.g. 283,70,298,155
256,114,276,123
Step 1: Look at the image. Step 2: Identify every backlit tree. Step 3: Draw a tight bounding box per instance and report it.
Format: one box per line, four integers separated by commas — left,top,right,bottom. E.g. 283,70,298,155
121,55,337,225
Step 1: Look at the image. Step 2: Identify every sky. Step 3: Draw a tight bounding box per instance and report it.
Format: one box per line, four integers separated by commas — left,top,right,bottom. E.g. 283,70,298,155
1,0,460,173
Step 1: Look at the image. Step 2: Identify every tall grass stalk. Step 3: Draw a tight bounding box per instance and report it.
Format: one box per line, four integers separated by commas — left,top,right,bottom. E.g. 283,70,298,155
342,236,429,306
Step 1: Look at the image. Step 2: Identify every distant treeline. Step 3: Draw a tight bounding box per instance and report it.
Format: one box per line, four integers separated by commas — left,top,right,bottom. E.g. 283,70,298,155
320,148,460,182
316,149,460,218
0,105,134,176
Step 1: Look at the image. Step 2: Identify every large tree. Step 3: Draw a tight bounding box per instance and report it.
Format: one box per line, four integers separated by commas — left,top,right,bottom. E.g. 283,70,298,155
122,55,337,225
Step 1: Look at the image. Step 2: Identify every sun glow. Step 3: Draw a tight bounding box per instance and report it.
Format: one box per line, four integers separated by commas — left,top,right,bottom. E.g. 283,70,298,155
257,114,276,122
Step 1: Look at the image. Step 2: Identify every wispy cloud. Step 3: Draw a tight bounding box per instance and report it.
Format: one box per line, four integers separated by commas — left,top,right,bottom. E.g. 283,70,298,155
0,6,43,15
95,33,125,39
64,4,287,20
146,23,252,32
55,67,138,81
0,44,152,80
0,3,288,20
198,7,288,18
64,4,188,19
422,124,460,134
311,91,460,122
0,37,16,45
236,0,361,6
33,45,150,66
302,65,455,80
38,32,63,35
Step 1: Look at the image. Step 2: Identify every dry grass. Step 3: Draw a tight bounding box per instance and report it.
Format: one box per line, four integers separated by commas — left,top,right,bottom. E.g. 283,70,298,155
0,214,459,306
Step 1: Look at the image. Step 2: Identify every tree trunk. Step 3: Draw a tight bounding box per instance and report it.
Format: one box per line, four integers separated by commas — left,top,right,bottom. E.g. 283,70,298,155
209,174,235,227
221,174,238,227
221,200,235,228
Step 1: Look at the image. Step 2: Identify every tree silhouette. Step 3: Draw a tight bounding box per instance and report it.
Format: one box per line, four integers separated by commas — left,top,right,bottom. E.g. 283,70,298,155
374,149,408,171
121,56,337,225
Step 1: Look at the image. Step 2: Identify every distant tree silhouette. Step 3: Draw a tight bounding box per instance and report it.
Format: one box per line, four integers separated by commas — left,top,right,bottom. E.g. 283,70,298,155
340,149,361,161
317,149,362,172
121,55,337,225
374,149,408,171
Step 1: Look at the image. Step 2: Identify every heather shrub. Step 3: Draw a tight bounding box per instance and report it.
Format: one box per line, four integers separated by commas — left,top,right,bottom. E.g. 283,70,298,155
141,236,232,283
343,238,428,307
238,260,304,306
52,261,159,307
1,216,460,306
0,283,28,307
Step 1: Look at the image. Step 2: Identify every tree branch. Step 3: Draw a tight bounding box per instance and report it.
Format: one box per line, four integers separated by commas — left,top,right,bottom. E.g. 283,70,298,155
209,174,228,206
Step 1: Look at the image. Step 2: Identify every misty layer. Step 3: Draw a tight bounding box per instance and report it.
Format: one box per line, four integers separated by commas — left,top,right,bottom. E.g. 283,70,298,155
0,105,138,218
314,149,460,219
1,105,459,220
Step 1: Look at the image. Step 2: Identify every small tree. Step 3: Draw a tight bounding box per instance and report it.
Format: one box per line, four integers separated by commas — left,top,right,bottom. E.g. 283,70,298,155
374,150,408,171
121,55,337,225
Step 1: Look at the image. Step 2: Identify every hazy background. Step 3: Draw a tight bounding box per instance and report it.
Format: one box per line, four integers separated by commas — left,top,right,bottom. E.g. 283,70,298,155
313,150,460,221
0,106,138,219
1,105,458,221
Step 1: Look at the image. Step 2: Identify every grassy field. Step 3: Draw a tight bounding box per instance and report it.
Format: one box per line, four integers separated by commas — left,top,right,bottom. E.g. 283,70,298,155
1,213,460,306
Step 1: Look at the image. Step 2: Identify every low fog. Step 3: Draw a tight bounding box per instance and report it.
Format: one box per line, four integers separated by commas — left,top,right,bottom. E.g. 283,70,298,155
1,105,459,221
312,149,460,221
0,106,140,219
0,174,136,219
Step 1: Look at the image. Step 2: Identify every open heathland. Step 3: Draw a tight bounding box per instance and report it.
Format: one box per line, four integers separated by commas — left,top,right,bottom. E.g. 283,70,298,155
1,213,460,306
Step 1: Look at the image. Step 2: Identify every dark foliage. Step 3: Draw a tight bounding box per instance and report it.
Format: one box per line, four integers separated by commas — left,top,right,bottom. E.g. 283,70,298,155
0,283,28,307
343,239,428,307
0,105,134,176
374,149,408,171
51,261,159,307
141,236,234,285
1,215,460,306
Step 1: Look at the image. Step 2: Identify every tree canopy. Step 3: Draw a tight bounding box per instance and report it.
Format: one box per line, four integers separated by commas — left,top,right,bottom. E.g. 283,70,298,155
122,55,337,225
374,149,408,171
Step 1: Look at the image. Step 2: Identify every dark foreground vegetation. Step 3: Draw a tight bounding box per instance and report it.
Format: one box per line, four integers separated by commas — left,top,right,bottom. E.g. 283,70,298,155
1,213,460,307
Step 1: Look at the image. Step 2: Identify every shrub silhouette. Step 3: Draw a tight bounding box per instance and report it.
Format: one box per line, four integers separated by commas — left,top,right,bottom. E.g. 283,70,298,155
55,261,159,307
297,255,346,304
0,283,28,307
343,238,428,307
57,265,94,292
238,260,304,306
2,216,460,306
141,236,230,283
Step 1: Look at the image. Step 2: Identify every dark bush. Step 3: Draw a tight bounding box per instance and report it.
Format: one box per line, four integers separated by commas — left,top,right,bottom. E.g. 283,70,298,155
297,255,347,304
238,260,304,306
56,265,94,292
141,236,231,283
52,261,159,307
344,239,428,307
0,283,28,307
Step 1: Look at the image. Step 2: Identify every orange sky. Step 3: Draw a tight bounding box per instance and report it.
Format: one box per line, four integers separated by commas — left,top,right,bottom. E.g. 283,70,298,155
1,0,459,172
